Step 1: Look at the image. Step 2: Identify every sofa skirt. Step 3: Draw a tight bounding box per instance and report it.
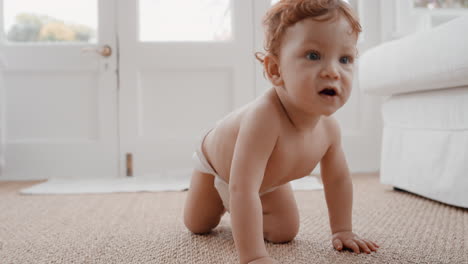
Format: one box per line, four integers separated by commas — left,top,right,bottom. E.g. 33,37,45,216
381,127,468,208
381,86,468,208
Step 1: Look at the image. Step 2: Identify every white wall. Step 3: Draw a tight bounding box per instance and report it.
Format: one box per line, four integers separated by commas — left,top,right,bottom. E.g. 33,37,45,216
0,54,5,175
341,0,384,173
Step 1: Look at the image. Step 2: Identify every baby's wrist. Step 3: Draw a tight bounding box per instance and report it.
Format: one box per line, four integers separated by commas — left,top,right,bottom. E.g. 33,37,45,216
332,229,352,235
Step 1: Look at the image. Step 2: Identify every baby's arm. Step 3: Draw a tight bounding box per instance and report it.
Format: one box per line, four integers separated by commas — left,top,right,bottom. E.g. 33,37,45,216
320,118,379,254
229,105,280,264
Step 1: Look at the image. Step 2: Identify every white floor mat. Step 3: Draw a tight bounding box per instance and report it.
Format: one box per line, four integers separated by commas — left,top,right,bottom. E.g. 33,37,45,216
19,175,323,195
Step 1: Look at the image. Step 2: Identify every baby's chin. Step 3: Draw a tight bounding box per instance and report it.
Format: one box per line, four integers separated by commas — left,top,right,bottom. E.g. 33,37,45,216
301,106,338,118
319,101,346,116
318,108,339,117
309,103,341,116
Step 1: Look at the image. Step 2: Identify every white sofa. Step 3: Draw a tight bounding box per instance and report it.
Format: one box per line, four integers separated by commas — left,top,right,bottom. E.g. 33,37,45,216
359,15,468,208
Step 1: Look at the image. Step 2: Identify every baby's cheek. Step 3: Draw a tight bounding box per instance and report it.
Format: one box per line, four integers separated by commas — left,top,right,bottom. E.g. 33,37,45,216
342,74,353,90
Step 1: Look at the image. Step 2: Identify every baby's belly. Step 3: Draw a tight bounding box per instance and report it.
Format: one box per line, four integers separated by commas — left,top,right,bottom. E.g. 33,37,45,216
263,158,319,188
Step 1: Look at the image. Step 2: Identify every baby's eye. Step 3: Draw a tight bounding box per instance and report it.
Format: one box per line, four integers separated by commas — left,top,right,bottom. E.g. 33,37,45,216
339,56,353,64
306,52,320,61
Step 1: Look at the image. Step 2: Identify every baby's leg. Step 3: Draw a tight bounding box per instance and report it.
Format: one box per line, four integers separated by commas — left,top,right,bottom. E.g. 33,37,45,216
184,169,226,234
261,183,300,243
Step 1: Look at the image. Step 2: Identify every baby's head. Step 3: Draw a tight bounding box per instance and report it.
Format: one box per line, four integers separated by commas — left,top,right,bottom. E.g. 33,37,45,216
256,0,361,63
256,0,362,116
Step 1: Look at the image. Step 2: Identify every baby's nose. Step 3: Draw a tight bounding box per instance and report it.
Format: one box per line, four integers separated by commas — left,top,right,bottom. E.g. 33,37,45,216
320,65,340,80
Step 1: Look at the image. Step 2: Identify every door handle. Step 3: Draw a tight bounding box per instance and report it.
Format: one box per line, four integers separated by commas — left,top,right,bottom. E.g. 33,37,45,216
81,45,112,57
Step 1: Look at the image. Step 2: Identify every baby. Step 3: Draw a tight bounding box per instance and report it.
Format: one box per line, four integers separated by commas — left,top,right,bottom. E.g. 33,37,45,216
184,0,379,263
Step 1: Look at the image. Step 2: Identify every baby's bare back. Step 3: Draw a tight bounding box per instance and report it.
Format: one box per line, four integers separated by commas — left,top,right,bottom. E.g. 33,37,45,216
203,88,333,192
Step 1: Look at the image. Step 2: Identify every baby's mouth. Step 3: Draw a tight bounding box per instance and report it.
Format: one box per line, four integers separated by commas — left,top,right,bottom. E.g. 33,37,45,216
319,87,338,96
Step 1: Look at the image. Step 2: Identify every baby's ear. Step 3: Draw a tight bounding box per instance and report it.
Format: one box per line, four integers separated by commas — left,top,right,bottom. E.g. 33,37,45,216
264,54,284,87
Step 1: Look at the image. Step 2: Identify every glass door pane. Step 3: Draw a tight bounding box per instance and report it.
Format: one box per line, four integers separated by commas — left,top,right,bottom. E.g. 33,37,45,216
3,0,97,43
139,0,232,42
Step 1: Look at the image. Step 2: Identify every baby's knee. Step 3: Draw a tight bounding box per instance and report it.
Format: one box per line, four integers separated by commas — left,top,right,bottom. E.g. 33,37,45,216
184,222,212,235
183,214,221,235
264,211,300,244
265,229,298,244
184,218,212,234
264,222,299,244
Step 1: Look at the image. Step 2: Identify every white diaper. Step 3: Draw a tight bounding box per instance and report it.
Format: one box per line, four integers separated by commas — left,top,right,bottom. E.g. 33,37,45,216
192,128,232,210
192,128,279,211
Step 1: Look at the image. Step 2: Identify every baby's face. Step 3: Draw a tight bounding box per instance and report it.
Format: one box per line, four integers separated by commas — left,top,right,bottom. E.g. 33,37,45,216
276,15,358,116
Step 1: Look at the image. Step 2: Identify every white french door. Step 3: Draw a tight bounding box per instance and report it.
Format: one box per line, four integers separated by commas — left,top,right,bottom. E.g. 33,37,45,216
0,0,119,179
0,0,383,180
117,0,256,178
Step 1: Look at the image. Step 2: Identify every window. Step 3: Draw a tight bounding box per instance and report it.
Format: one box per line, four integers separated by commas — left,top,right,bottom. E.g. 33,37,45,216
3,0,97,43
414,0,468,9
139,0,232,42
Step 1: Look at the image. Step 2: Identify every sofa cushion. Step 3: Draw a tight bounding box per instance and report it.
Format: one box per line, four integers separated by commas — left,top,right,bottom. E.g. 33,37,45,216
359,15,468,96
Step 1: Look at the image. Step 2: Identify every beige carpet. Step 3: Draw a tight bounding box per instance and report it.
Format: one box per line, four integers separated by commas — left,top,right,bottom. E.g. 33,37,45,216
0,174,467,264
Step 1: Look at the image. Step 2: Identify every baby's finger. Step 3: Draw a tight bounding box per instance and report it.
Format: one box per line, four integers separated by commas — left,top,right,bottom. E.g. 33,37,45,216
354,239,371,254
371,240,380,248
333,238,343,251
363,239,378,251
344,240,360,254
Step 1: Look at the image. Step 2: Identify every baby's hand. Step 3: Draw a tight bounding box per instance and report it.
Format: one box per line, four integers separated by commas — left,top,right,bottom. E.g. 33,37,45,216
248,256,278,264
332,231,379,254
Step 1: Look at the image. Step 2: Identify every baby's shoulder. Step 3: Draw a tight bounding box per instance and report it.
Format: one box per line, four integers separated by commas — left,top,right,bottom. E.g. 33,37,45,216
240,93,283,133
319,116,342,144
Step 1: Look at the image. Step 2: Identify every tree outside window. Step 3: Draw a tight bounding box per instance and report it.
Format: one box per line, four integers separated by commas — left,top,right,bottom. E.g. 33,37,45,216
6,13,96,43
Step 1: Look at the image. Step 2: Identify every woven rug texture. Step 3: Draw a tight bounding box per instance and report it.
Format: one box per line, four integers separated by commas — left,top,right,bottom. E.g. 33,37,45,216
0,173,467,264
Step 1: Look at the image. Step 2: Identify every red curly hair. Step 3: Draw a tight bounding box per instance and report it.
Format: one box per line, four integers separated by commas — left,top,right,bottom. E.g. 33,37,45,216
255,0,362,64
